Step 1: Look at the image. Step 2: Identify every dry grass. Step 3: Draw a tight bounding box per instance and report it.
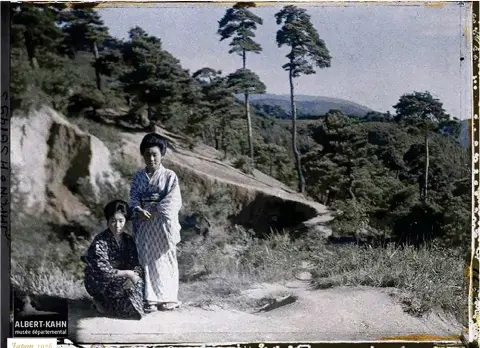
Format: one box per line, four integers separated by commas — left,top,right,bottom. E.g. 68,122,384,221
178,227,304,282
11,211,91,301
177,225,465,321
12,260,87,300
309,243,466,322
176,227,305,310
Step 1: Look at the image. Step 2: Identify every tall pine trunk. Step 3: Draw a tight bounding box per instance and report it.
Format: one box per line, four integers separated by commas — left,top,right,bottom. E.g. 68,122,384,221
93,41,101,91
242,49,254,165
245,92,254,164
289,67,305,193
424,124,429,200
214,127,220,150
24,30,38,69
147,104,153,127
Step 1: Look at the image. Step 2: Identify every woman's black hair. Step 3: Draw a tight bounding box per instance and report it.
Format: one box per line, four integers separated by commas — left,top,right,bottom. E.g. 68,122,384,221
104,199,131,222
140,133,168,156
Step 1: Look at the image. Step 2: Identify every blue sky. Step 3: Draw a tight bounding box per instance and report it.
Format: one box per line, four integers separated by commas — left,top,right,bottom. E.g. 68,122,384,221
98,2,472,119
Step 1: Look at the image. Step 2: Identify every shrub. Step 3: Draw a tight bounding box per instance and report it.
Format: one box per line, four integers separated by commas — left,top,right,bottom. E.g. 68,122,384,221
111,153,139,181
233,155,253,175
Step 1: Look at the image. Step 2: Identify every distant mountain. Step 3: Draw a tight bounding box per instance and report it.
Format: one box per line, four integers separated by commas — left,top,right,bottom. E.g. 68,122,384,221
237,93,374,118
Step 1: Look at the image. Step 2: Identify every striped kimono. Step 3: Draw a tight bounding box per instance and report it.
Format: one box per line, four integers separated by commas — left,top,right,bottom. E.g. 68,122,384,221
129,165,182,304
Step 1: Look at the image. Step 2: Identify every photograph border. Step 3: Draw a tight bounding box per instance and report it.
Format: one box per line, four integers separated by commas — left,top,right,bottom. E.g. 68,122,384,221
2,1,479,347
1,2,11,348
469,0,479,345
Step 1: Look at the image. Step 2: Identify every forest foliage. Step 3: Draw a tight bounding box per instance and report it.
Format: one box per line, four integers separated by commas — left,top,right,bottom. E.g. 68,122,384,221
10,3,470,250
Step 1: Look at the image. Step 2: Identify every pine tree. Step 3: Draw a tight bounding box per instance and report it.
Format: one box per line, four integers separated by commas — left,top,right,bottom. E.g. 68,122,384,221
275,5,331,193
60,8,109,90
120,27,199,128
218,2,264,165
11,4,65,69
393,91,450,200
192,68,243,155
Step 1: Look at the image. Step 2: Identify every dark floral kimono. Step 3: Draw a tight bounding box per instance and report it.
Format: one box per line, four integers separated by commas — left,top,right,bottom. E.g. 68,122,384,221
81,229,145,319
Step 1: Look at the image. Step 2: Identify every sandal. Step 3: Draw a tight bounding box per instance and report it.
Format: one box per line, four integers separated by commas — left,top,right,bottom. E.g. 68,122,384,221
144,302,158,313
159,301,181,311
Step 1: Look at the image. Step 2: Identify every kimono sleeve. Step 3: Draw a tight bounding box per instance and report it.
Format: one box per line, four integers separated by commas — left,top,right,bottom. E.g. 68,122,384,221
129,170,142,211
154,171,182,246
89,239,118,280
126,235,144,278
155,172,182,217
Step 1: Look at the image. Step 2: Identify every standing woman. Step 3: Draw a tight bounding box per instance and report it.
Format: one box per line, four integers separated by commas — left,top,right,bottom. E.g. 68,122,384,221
129,133,183,311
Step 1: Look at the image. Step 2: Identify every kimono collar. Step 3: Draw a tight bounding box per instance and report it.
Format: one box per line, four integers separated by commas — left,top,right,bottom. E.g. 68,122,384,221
144,164,165,180
105,229,124,246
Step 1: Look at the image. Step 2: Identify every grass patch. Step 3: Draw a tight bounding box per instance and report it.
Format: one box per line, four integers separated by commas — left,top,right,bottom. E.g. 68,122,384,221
12,215,466,321
309,243,465,322
177,227,308,310
12,260,87,300
178,227,304,283
11,213,90,301
11,171,96,302
178,228,465,320
179,276,247,310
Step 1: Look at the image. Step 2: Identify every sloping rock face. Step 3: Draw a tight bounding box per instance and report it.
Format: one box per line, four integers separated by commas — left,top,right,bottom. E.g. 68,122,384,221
11,107,118,225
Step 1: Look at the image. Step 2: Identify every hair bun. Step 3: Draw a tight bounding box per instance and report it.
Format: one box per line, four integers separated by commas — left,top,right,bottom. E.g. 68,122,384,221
104,199,130,221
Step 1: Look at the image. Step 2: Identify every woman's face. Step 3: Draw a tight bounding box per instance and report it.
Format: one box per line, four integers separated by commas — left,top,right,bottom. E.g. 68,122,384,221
108,212,126,235
143,146,162,172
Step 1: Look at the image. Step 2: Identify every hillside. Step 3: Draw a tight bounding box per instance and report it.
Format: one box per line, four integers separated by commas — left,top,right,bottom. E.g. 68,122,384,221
241,93,374,118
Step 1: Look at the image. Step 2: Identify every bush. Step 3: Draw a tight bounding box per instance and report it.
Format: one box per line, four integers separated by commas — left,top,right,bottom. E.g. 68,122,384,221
67,86,106,115
11,193,89,299
178,225,304,284
111,153,139,181
11,260,87,300
180,186,234,227
233,155,253,175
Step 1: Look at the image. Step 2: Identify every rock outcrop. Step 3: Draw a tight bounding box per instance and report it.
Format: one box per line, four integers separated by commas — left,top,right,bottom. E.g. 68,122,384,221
11,107,118,225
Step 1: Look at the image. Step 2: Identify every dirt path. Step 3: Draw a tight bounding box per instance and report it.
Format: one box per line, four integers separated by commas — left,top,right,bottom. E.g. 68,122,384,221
69,281,461,344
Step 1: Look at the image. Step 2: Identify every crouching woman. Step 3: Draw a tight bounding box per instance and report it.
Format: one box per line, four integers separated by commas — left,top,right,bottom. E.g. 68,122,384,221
81,199,145,319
